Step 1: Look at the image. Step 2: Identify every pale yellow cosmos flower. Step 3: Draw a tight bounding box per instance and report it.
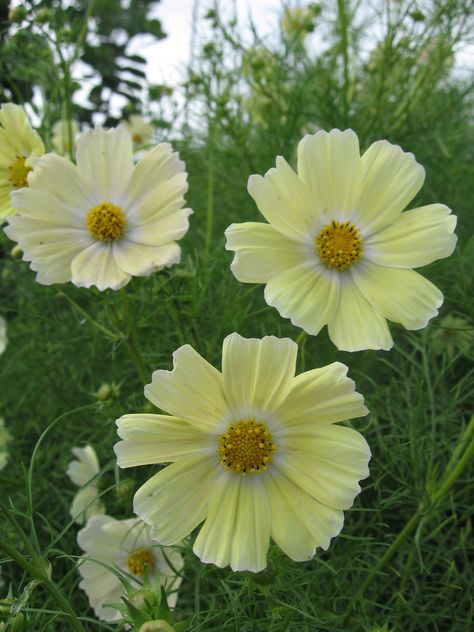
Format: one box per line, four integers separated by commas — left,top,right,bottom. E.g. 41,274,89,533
77,514,183,622
5,126,191,291
66,445,105,525
51,119,80,156
0,417,12,472
0,103,45,220
114,333,370,573
0,316,7,356
225,129,457,351
122,115,154,148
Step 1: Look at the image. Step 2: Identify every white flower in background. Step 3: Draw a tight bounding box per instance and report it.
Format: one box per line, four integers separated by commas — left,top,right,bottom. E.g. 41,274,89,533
0,102,45,220
5,126,191,291
77,514,184,622
0,417,12,472
66,445,105,525
0,316,7,356
431,313,473,357
51,119,80,156
115,334,370,573
226,129,457,351
122,115,154,148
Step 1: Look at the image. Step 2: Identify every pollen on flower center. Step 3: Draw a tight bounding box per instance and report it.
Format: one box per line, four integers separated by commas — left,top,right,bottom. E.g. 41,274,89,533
218,418,276,475
316,220,362,270
8,156,32,188
132,133,143,143
85,201,127,242
126,548,155,576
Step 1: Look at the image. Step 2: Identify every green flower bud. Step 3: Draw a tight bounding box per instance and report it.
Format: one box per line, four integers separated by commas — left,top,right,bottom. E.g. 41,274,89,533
139,621,175,632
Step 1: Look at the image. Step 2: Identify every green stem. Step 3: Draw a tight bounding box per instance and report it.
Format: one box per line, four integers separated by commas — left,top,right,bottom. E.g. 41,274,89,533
295,330,308,346
0,539,86,632
343,414,474,625
57,290,120,341
204,123,215,257
121,290,149,385
337,0,351,124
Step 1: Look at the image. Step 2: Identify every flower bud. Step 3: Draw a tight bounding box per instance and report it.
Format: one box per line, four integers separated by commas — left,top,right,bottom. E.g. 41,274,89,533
139,621,175,632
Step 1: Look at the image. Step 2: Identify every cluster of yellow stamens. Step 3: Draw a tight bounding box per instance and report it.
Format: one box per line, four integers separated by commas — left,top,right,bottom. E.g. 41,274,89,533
132,133,143,144
85,201,127,242
126,548,155,576
218,418,276,475
316,220,362,270
8,156,32,188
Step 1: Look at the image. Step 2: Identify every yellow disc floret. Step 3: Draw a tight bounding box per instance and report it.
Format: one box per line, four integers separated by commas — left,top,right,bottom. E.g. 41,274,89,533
316,220,362,270
126,548,155,576
218,418,276,475
8,156,32,188
85,201,127,242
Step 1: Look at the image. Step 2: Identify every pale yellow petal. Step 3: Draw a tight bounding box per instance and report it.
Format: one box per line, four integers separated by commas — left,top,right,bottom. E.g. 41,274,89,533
134,455,217,544
352,262,443,330
222,333,297,416
76,126,133,202
273,362,368,432
128,207,192,246
144,344,228,432
357,140,425,234
327,278,393,351
115,414,208,467
70,242,131,291
263,469,344,560
276,424,370,509
364,203,457,268
113,240,181,276
297,129,363,220
193,474,271,572
225,222,306,283
264,262,340,335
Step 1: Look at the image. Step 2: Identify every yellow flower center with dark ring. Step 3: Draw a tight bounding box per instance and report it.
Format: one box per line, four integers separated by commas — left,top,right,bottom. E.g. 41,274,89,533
85,201,127,242
8,156,32,188
126,548,155,577
316,220,362,270
218,418,276,475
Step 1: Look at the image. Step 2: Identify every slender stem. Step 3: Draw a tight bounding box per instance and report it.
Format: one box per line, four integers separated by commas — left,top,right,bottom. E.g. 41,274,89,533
343,415,474,625
295,330,307,346
337,0,351,124
121,290,149,385
57,290,120,341
204,123,215,257
0,539,86,632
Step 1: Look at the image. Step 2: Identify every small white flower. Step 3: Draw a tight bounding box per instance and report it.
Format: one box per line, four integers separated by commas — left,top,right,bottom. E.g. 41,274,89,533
0,417,12,472
66,446,105,524
77,514,184,622
0,316,7,356
122,115,154,148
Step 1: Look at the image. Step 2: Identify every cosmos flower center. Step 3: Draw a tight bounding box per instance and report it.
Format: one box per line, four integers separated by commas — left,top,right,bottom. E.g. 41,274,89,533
126,548,155,576
316,220,362,270
9,156,32,188
85,201,127,242
132,132,143,143
218,418,276,475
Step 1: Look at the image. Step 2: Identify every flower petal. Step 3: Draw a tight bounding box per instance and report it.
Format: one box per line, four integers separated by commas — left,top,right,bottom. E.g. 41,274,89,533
225,222,306,283
352,261,443,330
113,240,181,276
273,362,368,432
76,126,133,203
276,424,371,509
222,333,297,417
263,469,344,560
115,414,208,467
134,455,217,544
264,262,340,335
297,129,363,220
70,242,131,291
144,344,228,432
193,473,271,572
327,277,393,351
357,140,425,234
364,203,457,268
128,207,192,247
